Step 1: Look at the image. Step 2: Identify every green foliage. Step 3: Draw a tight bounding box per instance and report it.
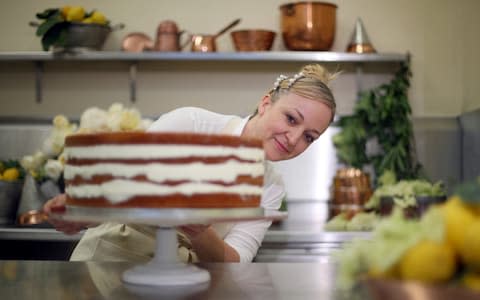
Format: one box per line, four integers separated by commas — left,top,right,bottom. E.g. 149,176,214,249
454,176,480,204
333,62,424,183
35,9,68,51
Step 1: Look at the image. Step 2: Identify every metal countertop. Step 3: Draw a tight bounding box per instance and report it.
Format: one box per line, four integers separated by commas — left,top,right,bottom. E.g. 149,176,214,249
0,260,371,300
0,226,370,244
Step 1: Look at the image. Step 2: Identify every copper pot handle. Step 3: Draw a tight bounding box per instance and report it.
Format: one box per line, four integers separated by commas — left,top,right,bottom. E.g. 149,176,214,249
284,4,296,16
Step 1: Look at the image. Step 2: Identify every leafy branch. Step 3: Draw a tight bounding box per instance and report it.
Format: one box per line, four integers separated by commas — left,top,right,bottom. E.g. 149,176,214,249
333,62,424,183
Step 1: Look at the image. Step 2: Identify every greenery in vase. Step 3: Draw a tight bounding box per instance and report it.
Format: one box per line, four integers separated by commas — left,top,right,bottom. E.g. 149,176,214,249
332,62,424,183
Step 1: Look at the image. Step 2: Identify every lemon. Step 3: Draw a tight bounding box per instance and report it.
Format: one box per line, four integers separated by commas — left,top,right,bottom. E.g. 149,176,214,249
442,196,476,253
2,168,20,181
368,264,399,280
463,272,480,292
459,220,480,269
82,17,94,24
90,11,107,25
61,5,71,19
399,240,456,283
66,6,85,22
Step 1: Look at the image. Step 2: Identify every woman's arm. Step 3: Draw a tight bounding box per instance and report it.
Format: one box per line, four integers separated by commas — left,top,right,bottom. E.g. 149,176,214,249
178,225,240,262
43,194,95,235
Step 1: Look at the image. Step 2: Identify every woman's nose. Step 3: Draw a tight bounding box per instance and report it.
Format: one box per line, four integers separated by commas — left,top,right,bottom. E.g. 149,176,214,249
286,128,302,146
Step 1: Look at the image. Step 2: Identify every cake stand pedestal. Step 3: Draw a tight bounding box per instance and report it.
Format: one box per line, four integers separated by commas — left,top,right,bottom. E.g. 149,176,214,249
51,206,286,286
122,227,210,285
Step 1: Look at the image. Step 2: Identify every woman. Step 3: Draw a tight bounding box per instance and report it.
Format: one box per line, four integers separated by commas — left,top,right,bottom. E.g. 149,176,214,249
44,63,337,263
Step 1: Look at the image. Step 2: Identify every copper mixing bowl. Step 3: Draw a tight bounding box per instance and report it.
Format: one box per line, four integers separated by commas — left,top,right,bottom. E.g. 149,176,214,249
230,30,276,51
279,1,337,51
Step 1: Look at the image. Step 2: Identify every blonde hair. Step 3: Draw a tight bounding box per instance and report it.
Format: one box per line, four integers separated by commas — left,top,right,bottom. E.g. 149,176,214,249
254,64,338,123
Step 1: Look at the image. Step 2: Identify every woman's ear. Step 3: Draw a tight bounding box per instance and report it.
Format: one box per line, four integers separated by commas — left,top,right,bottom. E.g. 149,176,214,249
257,94,272,116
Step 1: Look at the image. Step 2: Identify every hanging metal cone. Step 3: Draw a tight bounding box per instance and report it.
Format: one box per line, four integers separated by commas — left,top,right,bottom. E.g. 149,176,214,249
346,18,376,53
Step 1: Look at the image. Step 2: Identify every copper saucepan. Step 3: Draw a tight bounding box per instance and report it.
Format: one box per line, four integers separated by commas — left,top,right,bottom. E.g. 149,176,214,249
188,18,241,52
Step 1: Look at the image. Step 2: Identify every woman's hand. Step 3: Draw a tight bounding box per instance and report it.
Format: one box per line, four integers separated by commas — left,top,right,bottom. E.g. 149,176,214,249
43,194,93,235
177,224,210,241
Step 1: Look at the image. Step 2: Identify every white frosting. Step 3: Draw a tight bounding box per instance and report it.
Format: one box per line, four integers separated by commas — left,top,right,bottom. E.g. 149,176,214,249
65,143,264,204
64,144,264,161
64,160,264,182
66,179,263,204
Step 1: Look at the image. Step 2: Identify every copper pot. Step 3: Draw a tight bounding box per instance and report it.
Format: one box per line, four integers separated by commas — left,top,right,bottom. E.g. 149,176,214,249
188,18,241,52
190,34,217,52
279,1,337,51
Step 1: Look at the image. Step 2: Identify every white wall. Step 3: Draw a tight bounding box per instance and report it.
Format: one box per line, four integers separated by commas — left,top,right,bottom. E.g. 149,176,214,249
0,0,479,118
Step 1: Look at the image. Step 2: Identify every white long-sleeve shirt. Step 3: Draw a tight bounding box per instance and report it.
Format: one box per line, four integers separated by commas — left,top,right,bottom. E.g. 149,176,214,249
148,107,285,262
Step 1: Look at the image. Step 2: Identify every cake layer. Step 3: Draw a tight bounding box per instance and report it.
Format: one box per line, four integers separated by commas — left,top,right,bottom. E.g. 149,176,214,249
65,194,260,208
66,132,262,147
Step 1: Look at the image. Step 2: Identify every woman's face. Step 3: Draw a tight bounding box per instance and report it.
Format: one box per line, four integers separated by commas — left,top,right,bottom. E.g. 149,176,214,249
252,93,333,161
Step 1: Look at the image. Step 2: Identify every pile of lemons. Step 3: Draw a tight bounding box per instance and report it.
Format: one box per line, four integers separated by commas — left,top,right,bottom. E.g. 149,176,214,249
61,6,107,25
374,193,480,291
0,161,21,182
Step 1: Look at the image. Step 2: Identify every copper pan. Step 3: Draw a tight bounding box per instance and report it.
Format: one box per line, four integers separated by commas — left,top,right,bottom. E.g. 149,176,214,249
188,18,241,52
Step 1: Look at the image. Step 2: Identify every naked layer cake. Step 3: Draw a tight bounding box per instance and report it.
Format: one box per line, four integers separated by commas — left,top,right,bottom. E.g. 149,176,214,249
63,132,264,208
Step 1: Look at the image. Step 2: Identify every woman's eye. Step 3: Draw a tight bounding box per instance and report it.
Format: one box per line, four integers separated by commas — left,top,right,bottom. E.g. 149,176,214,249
286,114,296,124
305,134,315,143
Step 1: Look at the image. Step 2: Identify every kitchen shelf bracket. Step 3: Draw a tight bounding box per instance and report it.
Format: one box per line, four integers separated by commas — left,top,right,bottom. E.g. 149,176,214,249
34,61,44,103
129,61,138,103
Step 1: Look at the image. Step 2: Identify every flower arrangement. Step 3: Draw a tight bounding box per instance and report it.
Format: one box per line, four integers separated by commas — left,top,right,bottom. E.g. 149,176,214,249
20,103,153,187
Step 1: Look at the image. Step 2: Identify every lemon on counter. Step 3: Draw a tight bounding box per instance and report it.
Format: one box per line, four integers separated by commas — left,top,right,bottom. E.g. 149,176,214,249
459,220,480,269
2,168,20,181
399,240,456,283
66,6,85,22
442,196,476,252
463,272,480,292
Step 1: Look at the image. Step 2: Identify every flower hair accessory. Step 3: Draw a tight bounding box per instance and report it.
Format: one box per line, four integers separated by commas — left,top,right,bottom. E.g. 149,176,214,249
273,74,288,91
287,72,304,89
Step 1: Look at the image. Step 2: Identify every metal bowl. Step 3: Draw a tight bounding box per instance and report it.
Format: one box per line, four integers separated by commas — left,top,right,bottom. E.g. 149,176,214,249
230,30,276,51
56,22,112,51
0,181,23,225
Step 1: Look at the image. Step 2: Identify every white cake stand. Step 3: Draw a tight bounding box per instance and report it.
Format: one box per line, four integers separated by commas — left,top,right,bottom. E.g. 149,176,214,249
52,206,286,286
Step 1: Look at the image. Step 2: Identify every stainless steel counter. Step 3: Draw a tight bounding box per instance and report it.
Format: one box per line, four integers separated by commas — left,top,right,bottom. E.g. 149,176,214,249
0,260,370,300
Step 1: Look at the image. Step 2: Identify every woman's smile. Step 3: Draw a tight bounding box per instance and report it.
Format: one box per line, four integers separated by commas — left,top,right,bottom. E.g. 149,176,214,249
273,137,289,154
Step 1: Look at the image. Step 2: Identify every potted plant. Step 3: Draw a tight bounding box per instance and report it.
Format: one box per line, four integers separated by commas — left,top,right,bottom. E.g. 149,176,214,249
332,62,424,184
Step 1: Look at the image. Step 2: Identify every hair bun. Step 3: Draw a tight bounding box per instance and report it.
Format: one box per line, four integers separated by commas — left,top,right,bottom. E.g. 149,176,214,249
300,64,339,85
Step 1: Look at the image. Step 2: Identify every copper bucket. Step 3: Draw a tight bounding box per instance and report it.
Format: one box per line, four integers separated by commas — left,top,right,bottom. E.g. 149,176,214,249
330,168,372,219
279,1,337,51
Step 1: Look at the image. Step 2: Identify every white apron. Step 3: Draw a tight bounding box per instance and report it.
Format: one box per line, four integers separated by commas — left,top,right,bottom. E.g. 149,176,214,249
70,117,243,263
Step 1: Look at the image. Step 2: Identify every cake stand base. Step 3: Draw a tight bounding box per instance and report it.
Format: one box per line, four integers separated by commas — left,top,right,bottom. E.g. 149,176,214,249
123,262,210,286
121,227,210,286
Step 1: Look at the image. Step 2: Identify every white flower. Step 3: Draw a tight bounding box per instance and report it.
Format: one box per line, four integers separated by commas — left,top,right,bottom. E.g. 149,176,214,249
120,108,141,131
140,118,154,130
52,115,70,128
80,107,109,132
106,110,122,131
44,159,64,181
108,102,124,114
42,120,77,157
20,151,47,172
